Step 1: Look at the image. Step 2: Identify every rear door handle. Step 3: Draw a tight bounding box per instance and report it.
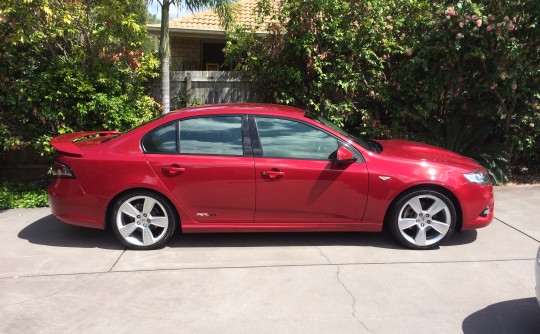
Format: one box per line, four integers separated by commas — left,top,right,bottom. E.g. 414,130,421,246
161,165,185,176
261,170,285,181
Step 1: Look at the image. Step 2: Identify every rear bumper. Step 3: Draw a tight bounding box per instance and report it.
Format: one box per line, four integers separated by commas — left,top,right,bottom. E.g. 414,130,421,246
48,177,108,229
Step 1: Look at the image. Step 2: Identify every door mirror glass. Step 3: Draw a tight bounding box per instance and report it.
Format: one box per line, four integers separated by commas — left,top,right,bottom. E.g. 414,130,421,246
335,146,357,163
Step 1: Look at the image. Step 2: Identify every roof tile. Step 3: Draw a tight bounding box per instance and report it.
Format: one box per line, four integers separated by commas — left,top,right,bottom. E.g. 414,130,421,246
167,0,269,32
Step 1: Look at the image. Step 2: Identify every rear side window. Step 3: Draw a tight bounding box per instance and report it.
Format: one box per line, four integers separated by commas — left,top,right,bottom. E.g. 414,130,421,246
179,116,243,156
143,116,244,156
142,122,177,153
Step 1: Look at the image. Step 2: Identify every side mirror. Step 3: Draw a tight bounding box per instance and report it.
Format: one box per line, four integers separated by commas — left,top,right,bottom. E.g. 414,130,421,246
335,146,357,164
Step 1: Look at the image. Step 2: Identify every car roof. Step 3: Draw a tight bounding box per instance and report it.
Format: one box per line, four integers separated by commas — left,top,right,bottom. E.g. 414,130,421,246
169,103,305,117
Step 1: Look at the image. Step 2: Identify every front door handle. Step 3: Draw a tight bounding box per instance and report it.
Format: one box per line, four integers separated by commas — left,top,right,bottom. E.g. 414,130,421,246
261,170,285,181
161,165,185,177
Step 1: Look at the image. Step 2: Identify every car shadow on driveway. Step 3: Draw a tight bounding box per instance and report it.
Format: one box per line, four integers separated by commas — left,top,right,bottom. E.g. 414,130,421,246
462,298,540,334
19,214,479,250
18,214,123,250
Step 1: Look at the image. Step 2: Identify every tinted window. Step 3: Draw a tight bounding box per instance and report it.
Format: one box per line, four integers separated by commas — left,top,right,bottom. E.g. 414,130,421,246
255,117,339,159
142,122,177,153
180,116,243,156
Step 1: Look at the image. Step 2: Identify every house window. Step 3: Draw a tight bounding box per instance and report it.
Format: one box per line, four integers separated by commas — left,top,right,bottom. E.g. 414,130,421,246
202,42,226,71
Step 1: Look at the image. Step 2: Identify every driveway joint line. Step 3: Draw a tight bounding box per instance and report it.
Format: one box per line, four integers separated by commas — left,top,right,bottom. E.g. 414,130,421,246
108,248,127,272
495,217,540,243
2,258,534,280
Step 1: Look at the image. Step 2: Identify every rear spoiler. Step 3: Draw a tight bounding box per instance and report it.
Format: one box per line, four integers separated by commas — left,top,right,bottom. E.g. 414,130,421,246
50,131,121,157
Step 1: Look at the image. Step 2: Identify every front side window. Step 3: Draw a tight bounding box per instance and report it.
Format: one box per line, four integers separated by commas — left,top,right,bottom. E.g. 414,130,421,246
255,117,339,160
180,116,244,156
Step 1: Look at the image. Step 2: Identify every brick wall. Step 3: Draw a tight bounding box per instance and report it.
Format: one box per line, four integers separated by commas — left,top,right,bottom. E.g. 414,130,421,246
170,37,202,70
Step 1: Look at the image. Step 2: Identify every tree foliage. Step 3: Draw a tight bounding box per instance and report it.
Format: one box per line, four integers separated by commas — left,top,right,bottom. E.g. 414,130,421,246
150,0,237,114
226,0,540,183
0,0,160,154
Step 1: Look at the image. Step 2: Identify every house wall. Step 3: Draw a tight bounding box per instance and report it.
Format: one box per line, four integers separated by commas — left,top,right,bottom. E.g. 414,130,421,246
170,37,202,70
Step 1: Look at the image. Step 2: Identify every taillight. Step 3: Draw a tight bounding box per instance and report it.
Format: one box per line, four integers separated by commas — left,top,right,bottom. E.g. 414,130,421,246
52,161,75,178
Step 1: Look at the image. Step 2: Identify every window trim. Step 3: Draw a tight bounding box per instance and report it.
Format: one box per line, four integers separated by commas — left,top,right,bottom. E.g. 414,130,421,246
141,115,252,157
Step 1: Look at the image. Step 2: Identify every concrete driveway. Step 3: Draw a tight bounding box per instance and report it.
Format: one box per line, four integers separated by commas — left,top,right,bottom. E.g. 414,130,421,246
1,186,539,333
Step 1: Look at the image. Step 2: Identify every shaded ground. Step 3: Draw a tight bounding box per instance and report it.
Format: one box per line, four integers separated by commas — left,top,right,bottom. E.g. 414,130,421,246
507,168,540,186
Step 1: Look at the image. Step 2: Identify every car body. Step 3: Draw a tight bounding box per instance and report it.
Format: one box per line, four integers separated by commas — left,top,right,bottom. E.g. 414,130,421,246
48,103,494,250
536,246,540,307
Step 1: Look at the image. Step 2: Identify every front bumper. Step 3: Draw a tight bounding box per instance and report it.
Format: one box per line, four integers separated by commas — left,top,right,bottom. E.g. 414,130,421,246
458,183,494,231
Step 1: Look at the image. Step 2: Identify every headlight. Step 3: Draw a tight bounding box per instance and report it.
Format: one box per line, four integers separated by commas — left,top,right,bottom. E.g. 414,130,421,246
464,171,491,185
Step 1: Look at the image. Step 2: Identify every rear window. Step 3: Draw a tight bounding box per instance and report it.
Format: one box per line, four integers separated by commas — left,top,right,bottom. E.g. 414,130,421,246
141,122,177,153
142,116,244,156
179,116,243,156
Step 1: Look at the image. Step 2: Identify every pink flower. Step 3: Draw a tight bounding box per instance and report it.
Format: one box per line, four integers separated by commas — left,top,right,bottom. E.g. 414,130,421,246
496,29,502,36
504,16,510,22
476,19,482,27
472,14,478,20
497,22,502,27
507,22,515,31
512,83,517,90
488,14,495,21
406,49,413,57
486,24,494,32
445,7,456,17
459,22,464,28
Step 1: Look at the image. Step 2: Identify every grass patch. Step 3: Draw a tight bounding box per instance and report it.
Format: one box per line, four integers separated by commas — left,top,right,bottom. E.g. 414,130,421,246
0,180,49,209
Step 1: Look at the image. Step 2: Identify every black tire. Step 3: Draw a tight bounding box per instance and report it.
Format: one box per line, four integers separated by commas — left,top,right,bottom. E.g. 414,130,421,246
111,191,177,250
388,190,456,250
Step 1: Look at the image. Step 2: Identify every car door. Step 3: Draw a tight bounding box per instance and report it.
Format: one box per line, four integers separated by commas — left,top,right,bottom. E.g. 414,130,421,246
252,116,369,224
143,115,255,222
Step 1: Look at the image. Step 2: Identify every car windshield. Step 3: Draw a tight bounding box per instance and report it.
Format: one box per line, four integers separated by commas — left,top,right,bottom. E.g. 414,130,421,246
309,115,382,153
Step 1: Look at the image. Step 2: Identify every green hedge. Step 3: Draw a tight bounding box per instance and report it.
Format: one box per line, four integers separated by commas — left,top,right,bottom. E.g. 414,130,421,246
0,181,49,210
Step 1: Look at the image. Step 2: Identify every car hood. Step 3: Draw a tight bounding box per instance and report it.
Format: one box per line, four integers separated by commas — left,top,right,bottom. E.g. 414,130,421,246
376,139,481,170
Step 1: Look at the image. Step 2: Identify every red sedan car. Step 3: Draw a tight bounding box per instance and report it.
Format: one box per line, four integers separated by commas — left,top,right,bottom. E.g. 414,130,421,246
48,104,494,250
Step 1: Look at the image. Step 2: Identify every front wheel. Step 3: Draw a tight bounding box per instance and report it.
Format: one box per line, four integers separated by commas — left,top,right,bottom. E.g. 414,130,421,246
111,191,177,250
388,190,456,250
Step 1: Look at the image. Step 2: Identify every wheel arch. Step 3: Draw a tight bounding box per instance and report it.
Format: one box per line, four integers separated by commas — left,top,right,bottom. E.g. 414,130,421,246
383,184,463,232
104,187,181,231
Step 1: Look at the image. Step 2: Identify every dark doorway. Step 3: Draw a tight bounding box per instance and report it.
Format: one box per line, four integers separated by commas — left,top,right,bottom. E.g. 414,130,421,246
202,42,226,70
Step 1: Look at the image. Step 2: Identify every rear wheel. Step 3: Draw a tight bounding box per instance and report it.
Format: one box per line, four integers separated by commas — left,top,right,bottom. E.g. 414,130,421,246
388,190,456,250
111,191,177,250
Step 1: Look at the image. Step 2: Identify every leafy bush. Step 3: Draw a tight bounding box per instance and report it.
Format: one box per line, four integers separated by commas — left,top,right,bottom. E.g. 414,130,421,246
0,0,160,156
225,0,540,183
0,181,49,210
